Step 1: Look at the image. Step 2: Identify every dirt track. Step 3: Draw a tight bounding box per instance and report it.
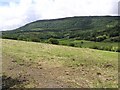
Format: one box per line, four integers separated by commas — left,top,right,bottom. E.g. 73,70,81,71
2,54,90,88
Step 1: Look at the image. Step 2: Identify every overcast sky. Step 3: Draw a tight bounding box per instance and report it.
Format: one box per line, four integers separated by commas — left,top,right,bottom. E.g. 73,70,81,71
0,0,119,31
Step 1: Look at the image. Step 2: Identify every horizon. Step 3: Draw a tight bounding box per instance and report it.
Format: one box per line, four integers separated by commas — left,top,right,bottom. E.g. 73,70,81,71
0,0,119,31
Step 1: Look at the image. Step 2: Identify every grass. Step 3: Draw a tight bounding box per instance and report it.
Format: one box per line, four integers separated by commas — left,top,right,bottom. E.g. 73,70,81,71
59,39,118,52
2,39,118,88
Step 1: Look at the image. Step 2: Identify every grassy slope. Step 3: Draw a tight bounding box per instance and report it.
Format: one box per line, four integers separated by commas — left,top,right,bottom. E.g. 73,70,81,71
59,39,118,47
2,39,118,88
2,16,119,42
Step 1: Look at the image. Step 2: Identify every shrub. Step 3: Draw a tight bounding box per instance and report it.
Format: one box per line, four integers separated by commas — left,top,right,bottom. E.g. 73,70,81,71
90,45,98,49
69,43,75,47
116,47,120,52
32,38,40,42
79,45,82,48
99,46,104,50
48,38,59,45
104,46,112,51
96,35,106,42
81,41,84,44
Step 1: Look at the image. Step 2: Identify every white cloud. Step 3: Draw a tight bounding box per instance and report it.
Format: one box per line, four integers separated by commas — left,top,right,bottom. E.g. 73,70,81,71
0,0,119,31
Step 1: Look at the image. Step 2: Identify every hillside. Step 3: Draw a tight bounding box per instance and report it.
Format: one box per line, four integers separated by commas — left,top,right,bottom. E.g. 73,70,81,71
2,16,119,42
2,39,118,88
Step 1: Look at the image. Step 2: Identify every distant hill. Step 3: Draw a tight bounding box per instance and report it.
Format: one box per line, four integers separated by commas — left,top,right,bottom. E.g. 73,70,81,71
2,16,120,42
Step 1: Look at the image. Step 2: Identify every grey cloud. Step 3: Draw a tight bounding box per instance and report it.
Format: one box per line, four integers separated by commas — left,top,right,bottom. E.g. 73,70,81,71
118,1,120,15
25,7,41,22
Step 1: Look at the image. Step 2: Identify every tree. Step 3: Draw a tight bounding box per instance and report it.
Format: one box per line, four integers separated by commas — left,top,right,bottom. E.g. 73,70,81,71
96,35,106,42
48,38,59,45
69,43,75,47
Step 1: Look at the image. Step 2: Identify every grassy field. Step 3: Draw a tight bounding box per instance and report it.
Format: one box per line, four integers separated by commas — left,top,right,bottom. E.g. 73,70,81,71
2,39,118,88
59,39,119,52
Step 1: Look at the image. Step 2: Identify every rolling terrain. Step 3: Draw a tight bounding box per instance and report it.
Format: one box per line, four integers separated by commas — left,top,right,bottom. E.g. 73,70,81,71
2,39,118,88
2,16,119,42
2,16,119,88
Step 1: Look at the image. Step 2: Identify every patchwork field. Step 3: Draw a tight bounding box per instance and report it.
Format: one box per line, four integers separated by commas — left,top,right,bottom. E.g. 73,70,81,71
2,39,118,88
